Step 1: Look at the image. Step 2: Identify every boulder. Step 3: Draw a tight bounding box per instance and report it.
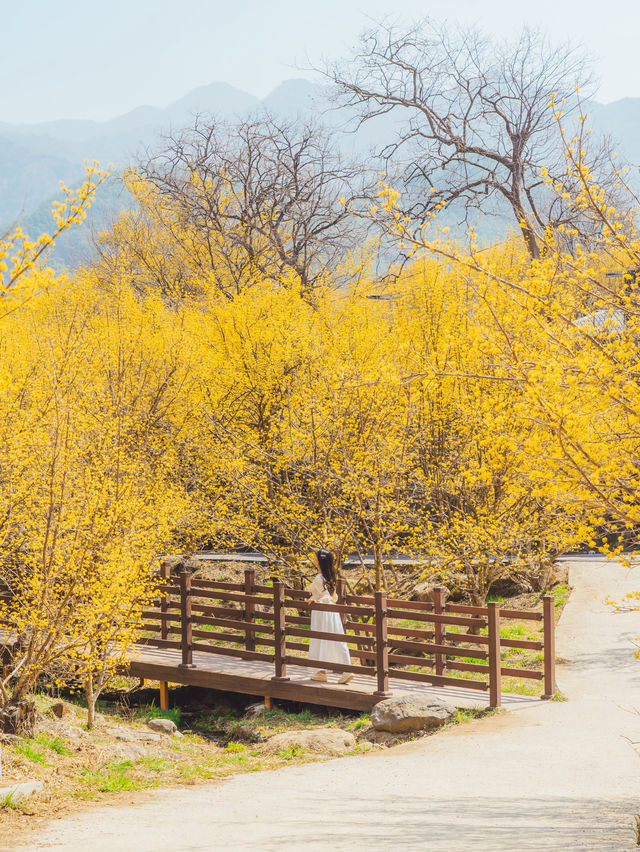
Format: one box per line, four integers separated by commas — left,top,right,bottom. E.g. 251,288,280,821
412,582,448,604
228,723,264,743
263,729,356,755
51,702,66,719
147,717,177,735
371,695,454,733
0,780,43,799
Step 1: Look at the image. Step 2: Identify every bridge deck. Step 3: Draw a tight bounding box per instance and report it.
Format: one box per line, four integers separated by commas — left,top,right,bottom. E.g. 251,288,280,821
127,644,540,713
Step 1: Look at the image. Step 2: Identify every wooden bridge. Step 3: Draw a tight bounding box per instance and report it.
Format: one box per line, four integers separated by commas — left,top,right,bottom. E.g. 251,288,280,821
127,568,557,713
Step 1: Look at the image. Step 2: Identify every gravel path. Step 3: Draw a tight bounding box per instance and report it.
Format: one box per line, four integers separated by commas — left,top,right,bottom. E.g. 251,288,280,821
11,557,640,851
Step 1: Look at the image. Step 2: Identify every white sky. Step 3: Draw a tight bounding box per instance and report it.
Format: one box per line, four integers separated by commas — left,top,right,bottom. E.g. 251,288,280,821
3,0,640,124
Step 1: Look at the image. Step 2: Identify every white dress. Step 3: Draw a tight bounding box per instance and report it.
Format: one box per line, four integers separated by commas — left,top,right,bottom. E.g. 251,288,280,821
308,574,351,668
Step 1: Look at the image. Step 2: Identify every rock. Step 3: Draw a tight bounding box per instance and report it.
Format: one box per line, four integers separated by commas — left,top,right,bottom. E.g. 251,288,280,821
51,702,66,719
360,725,404,747
172,730,185,739
0,780,43,799
107,726,136,743
244,702,268,718
147,718,177,735
0,699,37,737
371,695,454,733
228,723,264,743
263,729,356,755
114,743,147,760
0,733,22,746
411,582,449,604
489,575,533,597
136,731,162,744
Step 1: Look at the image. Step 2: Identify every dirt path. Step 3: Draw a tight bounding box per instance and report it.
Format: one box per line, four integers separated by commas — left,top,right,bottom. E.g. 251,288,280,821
11,557,640,851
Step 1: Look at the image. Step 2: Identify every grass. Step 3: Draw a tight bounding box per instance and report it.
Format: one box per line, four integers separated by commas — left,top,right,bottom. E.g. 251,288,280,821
13,740,49,766
133,698,181,727
275,744,303,760
0,792,34,815
35,733,72,755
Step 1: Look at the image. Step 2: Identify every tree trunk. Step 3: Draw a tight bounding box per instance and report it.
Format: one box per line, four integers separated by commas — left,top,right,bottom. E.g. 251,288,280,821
374,541,383,592
0,699,37,737
85,678,96,730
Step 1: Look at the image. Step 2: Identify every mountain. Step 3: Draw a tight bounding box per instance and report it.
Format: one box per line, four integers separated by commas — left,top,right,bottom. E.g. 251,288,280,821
3,80,640,270
0,80,328,268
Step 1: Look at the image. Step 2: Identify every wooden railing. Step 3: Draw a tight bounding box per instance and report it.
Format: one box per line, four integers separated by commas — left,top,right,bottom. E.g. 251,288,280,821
138,568,556,707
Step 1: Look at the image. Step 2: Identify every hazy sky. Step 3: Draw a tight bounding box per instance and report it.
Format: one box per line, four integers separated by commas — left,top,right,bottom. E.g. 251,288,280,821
3,0,640,124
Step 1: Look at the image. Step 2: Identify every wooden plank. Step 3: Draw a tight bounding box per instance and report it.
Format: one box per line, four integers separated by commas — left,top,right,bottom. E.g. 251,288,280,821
191,589,271,605
344,593,375,605
447,660,490,674
125,658,379,712
286,627,375,647
501,666,544,680
191,614,274,634
191,643,273,662
445,632,543,651
344,620,376,634
191,603,253,620
388,609,487,628
284,614,311,627
446,603,487,615
388,668,489,691
140,611,181,622
388,625,435,641
138,638,182,650
499,608,543,622
502,638,543,651
283,656,372,676
388,637,488,660
190,579,244,591
386,598,435,612
139,623,163,634
285,600,374,617
191,629,243,644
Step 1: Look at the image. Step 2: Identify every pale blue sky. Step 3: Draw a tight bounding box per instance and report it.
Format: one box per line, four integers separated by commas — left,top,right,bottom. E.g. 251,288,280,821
3,0,640,124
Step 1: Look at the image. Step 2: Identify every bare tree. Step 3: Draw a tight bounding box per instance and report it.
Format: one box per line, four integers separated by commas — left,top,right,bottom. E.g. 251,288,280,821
328,20,609,258
135,112,372,299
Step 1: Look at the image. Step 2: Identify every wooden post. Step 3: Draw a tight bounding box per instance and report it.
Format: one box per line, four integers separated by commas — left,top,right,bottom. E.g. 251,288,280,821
433,586,445,678
272,580,289,681
336,576,347,629
374,590,391,697
542,594,556,699
244,568,256,652
178,568,194,668
487,601,501,708
159,560,170,700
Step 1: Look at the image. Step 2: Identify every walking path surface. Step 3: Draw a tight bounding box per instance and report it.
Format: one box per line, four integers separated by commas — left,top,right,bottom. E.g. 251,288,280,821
12,557,640,851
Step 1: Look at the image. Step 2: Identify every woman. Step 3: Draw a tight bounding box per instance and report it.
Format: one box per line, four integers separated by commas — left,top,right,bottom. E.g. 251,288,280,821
308,549,353,684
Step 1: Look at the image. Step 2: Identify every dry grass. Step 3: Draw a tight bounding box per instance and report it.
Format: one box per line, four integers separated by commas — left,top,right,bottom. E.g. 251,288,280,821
0,694,370,844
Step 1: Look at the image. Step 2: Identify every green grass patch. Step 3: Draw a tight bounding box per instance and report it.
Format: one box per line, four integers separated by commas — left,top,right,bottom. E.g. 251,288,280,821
0,791,34,814
347,714,370,731
547,583,570,609
14,740,49,766
276,744,303,760
35,733,72,755
134,699,181,727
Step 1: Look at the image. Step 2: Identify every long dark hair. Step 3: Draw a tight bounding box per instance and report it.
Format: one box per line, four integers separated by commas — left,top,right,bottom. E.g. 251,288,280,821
316,549,337,596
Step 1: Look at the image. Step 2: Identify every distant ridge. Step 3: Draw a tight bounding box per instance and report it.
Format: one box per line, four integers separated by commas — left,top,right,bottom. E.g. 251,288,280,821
2,78,639,269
